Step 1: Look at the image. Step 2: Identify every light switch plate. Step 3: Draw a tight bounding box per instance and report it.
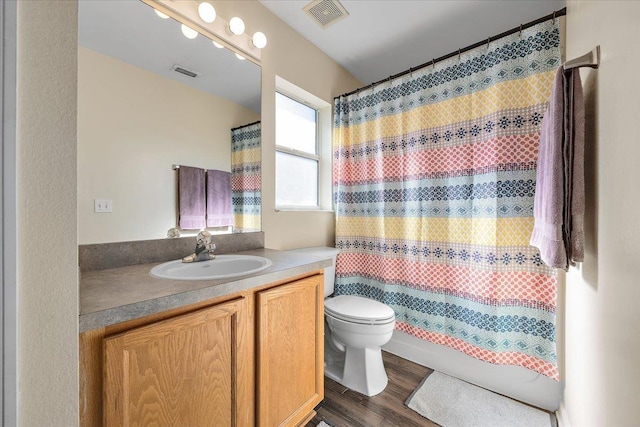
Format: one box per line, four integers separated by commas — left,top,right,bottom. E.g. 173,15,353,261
94,199,112,213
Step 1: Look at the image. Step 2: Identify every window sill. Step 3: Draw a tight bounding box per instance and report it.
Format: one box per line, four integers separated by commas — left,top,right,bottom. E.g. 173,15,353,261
275,208,335,213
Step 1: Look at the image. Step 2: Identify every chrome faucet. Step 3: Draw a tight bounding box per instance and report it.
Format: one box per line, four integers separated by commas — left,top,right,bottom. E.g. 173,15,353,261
182,231,216,263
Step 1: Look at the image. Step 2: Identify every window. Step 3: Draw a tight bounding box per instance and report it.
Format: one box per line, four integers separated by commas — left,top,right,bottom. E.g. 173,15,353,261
275,76,333,211
275,92,320,208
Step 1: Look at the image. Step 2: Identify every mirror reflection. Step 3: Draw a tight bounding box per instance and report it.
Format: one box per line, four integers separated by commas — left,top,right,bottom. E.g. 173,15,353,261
77,0,261,244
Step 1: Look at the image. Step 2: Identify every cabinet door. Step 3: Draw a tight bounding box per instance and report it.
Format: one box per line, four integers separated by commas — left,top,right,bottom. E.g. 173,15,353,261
104,298,247,427
256,276,323,427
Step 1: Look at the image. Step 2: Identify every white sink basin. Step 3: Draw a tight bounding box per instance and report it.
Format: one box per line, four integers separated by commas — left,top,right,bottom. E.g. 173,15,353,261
150,255,272,281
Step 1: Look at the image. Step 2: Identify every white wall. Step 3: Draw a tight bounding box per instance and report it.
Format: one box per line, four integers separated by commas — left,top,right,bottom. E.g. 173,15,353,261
561,2,640,426
17,2,79,426
210,1,362,250
77,47,258,244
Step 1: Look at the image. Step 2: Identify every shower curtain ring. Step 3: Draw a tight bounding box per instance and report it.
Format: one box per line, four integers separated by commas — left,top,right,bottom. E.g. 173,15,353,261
519,24,523,36
553,11,556,23
432,58,435,71
458,49,461,61
487,37,490,49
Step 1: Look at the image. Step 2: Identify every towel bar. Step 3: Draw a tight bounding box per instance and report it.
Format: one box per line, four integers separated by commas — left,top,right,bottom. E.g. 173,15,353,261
564,46,600,70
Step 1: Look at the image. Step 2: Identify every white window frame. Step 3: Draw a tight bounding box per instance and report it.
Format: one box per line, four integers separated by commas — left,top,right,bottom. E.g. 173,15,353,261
275,76,332,212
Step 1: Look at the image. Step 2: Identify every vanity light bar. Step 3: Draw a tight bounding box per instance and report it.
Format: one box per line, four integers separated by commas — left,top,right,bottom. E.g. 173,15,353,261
144,0,265,63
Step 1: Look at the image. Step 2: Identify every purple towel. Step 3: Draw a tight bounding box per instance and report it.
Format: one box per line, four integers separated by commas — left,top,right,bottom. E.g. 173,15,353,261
206,170,233,228
178,166,206,229
530,67,585,270
565,68,585,265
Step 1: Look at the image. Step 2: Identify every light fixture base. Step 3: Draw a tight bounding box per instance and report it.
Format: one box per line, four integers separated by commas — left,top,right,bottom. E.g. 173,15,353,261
142,0,261,62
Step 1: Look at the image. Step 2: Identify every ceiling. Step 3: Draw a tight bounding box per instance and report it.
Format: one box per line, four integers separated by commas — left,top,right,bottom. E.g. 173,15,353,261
77,1,566,107
260,0,565,85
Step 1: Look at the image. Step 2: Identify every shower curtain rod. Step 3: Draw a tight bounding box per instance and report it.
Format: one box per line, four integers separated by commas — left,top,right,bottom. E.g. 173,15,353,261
337,7,567,99
231,120,261,131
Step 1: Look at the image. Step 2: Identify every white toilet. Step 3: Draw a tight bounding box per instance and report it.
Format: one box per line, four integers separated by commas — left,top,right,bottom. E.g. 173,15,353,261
288,247,396,397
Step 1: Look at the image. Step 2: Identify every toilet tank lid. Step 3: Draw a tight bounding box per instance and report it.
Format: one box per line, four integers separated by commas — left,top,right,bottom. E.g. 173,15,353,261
286,246,340,263
287,246,340,256
325,295,395,322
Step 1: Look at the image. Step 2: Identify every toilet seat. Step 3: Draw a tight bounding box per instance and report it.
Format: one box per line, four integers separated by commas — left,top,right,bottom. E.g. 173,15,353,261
325,295,395,325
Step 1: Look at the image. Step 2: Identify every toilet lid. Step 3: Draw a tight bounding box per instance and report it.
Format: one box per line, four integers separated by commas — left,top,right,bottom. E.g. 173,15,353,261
325,295,395,324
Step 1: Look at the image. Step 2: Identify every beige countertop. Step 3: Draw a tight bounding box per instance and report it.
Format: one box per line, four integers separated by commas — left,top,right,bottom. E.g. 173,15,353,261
79,248,331,332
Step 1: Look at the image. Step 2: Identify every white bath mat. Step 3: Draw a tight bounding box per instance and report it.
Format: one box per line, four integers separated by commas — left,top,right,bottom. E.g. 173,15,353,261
406,371,553,427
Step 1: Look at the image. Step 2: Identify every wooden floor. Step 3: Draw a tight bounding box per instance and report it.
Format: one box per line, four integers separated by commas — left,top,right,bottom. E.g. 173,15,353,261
307,350,558,427
307,351,437,427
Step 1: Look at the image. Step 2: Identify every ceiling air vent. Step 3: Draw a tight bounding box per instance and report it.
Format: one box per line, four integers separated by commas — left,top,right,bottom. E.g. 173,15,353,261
171,64,199,78
303,0,349,29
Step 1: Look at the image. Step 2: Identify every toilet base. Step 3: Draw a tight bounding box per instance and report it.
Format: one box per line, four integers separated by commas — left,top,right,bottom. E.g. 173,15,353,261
325,346,389,397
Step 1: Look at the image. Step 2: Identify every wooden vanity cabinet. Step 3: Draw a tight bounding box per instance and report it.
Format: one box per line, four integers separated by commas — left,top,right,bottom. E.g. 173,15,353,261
256,275,324,427
103,298,246,427
80,272,323,427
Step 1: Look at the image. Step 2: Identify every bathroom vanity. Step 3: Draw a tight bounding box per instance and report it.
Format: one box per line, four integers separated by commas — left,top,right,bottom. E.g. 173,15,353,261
79,248,330,427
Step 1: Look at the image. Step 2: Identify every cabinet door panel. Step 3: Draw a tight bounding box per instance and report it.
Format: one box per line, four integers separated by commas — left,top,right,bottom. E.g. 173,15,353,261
104,298,243,427
256,276,323,427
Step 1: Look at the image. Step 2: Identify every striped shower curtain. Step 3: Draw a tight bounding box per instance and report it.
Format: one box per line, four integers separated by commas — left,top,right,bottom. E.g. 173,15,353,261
333,20,560,379
231,122,261,232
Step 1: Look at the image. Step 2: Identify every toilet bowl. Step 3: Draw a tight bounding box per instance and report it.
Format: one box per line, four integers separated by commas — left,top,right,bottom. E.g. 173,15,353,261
325,295,395,396
287,247,396,397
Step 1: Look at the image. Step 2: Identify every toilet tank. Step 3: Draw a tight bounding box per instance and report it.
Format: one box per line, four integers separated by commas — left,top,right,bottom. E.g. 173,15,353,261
286,246,340,297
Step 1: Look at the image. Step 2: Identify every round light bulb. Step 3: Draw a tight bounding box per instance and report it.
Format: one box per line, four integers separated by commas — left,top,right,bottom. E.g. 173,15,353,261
197,2,216,23
235,53,246,61
181,24,198,40
252,32,267,49
154,10,169,19
212,40,224,49
229,17,245,35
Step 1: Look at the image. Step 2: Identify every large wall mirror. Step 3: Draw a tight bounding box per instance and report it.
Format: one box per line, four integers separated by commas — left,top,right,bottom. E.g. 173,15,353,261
77,0,261,244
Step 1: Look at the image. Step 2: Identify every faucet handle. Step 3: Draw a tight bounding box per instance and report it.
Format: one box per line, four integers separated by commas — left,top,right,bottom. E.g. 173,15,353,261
197,231,216,252
183,232,216,263
196,230,212,245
